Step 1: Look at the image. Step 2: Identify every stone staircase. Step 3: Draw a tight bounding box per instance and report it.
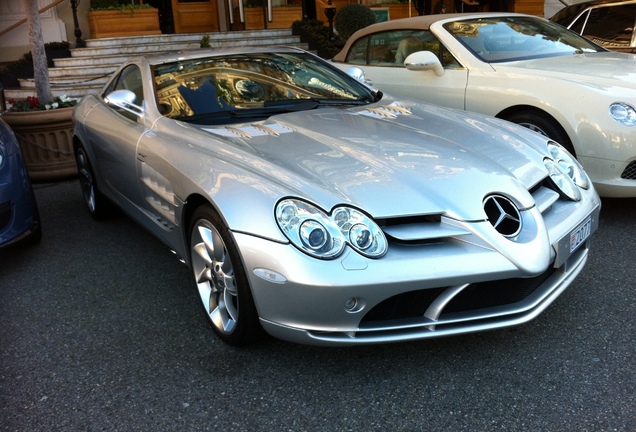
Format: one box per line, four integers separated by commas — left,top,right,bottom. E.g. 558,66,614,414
4,29,306,101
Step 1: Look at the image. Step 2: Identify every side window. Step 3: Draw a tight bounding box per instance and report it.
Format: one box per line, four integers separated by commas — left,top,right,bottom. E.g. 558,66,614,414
115,65,144,106
103,65,144,120
582,5,636,47
567,12,587,34
345,30,461,68
394,30,461,68
368,32,396,65
346,37,369,65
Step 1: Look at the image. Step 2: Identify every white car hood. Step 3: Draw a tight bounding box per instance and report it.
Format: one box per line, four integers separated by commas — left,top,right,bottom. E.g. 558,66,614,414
195,100,549,221
496,52,636,89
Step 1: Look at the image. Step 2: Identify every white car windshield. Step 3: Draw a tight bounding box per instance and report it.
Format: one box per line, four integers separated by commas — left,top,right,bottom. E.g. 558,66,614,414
152,52,377,122
444,16,604,62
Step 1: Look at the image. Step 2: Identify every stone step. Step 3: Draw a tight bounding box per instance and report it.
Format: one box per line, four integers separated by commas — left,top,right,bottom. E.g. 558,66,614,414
70,35,303,58
4,29,305,102
82,29,295,48
56,40,307,68
4,86,98,101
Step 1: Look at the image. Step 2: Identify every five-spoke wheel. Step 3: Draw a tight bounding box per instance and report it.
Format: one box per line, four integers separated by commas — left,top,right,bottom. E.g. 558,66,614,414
189,206,261,345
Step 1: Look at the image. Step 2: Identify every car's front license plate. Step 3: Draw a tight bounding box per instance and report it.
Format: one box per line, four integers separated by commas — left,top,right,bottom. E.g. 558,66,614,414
570,218,592,253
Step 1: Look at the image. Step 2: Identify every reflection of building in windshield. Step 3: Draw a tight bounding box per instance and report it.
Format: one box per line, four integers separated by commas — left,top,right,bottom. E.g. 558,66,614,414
153,53,361,118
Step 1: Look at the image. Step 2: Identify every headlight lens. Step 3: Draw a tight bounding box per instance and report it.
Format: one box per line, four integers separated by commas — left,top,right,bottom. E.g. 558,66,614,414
547,141,589,190
276,199,387,259
609,102,636,127
545,158,581,201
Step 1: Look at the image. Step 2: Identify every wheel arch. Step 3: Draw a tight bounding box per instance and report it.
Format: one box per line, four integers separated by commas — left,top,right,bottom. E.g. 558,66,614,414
180,193,215,265
495,104,575,154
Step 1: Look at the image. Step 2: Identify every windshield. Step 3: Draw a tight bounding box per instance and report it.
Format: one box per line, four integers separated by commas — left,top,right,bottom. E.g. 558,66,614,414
444,16,604,62
153,51,376,121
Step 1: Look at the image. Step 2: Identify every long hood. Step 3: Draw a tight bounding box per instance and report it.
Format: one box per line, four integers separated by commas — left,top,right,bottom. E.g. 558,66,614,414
497,52,636,89
188,101,549,221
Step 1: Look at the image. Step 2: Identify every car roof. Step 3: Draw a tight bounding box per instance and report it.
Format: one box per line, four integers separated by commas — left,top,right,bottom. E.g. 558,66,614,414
332,12,536,62
550,0,636,21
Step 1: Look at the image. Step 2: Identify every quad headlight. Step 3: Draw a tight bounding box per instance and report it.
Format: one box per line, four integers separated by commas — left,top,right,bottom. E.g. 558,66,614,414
545,141,589,201
276,199,387,259
609,102,636,127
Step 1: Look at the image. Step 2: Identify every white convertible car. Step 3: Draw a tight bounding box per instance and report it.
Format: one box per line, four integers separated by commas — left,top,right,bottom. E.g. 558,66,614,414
332,13,636,198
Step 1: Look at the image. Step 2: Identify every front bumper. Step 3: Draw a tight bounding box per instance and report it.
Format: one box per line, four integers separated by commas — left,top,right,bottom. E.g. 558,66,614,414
235,191,600,346
579,155,636,198
0,153,40,249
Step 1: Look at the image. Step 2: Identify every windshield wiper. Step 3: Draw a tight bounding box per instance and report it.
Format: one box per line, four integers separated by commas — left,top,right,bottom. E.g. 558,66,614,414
176,101,320,125
264,98,372,108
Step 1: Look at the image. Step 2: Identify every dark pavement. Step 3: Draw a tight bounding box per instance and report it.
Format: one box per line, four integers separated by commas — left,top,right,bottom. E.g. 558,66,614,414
1,179,635,431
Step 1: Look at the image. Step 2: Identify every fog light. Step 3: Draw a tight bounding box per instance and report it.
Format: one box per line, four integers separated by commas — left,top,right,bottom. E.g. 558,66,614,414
344,297,365,313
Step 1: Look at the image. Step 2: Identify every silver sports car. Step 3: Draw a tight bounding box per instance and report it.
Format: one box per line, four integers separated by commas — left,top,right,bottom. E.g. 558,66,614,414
72,47,600,346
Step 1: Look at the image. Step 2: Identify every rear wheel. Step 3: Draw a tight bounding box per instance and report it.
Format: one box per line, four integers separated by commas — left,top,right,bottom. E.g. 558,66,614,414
505,110,575,156
75,146,113,219
189,205,262,346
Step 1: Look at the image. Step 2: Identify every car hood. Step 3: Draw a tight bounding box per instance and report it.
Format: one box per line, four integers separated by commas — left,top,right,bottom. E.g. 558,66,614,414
190,100,549,221
496,52,636,89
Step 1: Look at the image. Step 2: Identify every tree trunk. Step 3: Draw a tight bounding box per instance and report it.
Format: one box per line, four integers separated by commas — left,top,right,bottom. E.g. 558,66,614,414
22,0,53,105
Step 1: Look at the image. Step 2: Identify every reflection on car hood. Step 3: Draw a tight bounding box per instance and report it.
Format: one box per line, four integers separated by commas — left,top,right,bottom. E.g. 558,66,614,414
195,100,548,221
498,52,636,88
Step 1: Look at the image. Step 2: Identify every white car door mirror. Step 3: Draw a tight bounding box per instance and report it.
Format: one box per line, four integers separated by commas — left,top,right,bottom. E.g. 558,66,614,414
404,51,445,77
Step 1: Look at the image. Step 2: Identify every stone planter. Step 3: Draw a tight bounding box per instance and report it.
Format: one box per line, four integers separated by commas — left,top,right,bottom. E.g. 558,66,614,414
2,107,77,182
88,8,161,39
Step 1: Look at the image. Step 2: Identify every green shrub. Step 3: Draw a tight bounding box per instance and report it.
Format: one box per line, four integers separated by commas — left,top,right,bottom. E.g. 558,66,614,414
334,3,376,42
291,20,345,59
0,42,72,88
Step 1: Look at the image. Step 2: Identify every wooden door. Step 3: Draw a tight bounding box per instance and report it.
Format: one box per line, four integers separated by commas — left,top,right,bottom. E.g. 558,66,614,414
171,0,219,33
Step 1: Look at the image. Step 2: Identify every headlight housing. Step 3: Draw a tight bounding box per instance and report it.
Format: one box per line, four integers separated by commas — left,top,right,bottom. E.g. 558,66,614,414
609,102,636,127
545,141,589,201
276,199,387,259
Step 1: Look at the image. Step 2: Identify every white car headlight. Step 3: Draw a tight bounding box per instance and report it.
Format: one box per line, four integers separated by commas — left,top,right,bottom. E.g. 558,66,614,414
544,159,581,201
547,141,589,190
276,199,387,259
609,102,636,127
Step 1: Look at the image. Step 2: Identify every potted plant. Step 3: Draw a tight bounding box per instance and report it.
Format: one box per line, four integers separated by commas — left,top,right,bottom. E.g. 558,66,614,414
87,0,161,38
0,0,78,182
0,41,71,89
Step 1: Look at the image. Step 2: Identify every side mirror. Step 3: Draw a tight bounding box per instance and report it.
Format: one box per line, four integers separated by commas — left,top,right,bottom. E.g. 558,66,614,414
104,89,143,117
347,67,366,83
404,51,445,77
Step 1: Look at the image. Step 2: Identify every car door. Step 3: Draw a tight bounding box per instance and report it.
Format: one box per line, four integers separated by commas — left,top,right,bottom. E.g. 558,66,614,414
336,29,468,110
83,64,148,216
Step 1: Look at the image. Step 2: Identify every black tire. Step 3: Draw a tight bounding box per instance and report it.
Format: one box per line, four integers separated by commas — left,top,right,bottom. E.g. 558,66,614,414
189,205,262,346
506,110,576,156
75,146,113,220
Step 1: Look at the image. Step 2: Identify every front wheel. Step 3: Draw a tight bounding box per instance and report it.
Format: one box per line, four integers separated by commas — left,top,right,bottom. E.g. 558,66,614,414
75,146,114,219
505,110,576,156
189,205,262,346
